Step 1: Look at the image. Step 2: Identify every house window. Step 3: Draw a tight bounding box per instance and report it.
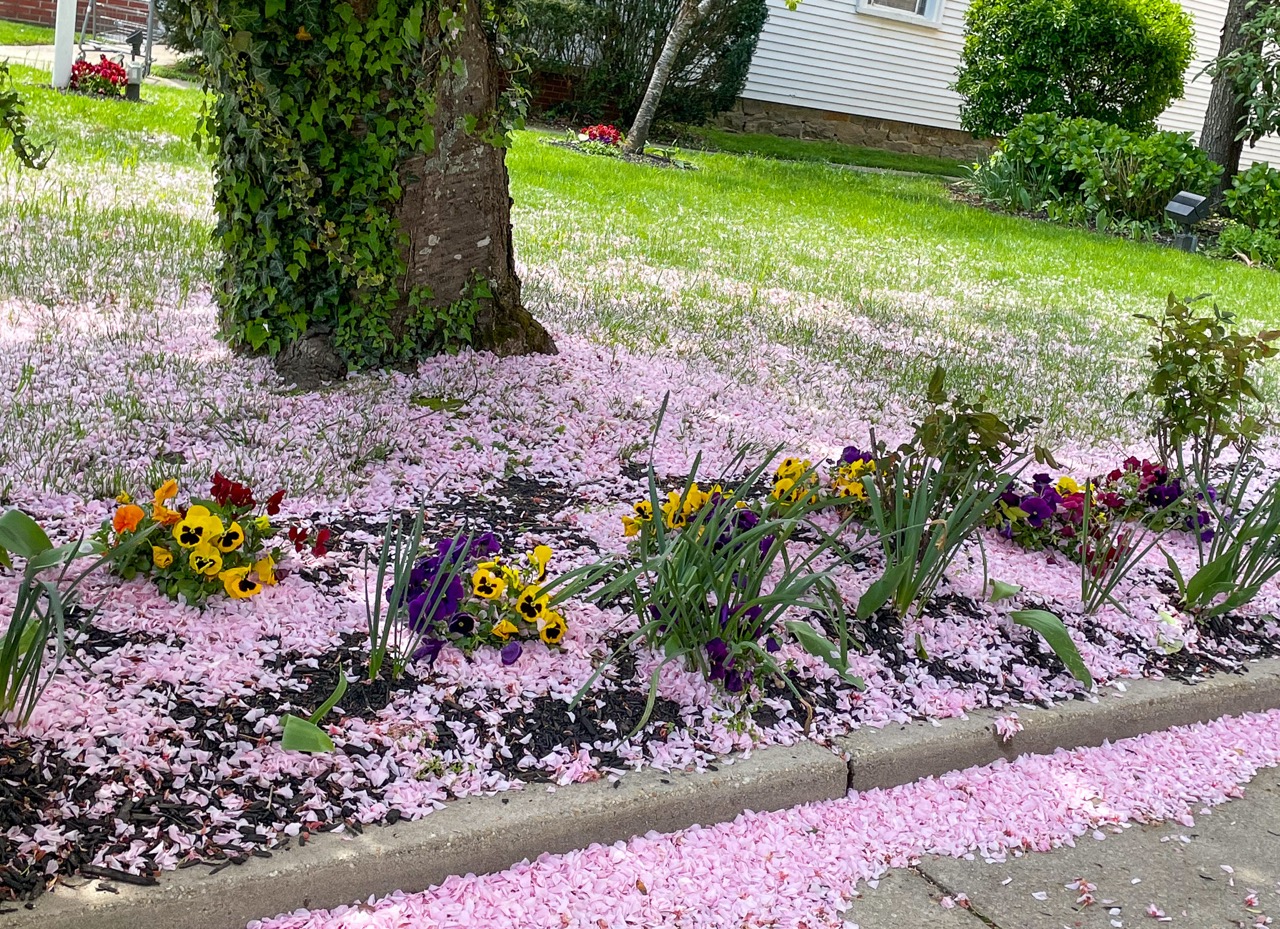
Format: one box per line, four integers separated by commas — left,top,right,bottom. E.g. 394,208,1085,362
857,0,943,24
867,0,928,14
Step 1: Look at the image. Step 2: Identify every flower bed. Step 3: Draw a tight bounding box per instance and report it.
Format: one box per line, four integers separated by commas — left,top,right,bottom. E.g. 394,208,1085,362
4,294,1280,904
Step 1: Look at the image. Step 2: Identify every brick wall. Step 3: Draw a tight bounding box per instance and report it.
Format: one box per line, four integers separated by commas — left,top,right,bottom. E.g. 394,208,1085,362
720,98,993,162
0,0,150,34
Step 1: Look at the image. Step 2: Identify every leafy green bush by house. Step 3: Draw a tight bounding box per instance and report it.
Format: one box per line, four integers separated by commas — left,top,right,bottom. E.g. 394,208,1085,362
516,0,768,125
956,0,1194,138
966,113,1222,230
1224,162,1280,235
1212,221,1280,269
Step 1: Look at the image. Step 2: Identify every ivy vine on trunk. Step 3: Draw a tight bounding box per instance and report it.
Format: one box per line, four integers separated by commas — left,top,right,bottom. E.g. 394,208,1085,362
193,0,554,385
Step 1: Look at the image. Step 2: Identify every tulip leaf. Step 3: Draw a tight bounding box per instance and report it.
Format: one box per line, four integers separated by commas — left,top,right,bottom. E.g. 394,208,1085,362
785,620,864,688
1011,609,1093,689
990,579,1022,602
0,509,52,560
856,562,909,620
280,715,335,753
309,666,348,725
280,664,348,753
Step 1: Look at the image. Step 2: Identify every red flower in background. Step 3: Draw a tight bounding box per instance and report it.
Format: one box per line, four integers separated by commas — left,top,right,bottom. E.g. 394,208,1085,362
266,489,286,516
211,471,255,509
579,124,622,146
311,528,331,557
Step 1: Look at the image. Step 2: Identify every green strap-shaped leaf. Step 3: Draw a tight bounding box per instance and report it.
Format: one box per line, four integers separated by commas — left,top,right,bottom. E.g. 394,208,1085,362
785,620,864,688
990,579,1022,602
856,562,909,620
1011,609,1094,689
0,509,52,560
280,715,335,753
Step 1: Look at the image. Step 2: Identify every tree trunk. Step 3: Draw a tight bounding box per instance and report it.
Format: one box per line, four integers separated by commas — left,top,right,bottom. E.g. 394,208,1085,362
1201,0,1255,201
266,1,553,388
393,0,554,359
623,0,704,155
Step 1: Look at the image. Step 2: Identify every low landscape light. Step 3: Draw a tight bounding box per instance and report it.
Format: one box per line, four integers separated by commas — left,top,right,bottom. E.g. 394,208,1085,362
125,60,146,102
1164,191,1209,253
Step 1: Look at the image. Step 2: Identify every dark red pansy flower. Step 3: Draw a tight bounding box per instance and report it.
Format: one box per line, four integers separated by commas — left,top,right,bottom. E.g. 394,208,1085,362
311,528,332,558
266,489,286,516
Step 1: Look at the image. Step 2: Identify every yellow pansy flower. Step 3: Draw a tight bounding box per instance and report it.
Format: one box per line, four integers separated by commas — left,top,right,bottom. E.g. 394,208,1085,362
683,483,709,517
529,544,553,581
218,521,246,553
775,457,810,482
661,491,688,530
219,566,262,600
1056,476,1082,496
254,555,277,586
255,515,271,531
472,566,506,599
492,619,519,641
538,611,567,645
517,585,549,621
771,477,796,501
173,505,224,549
151,545,174,569
115,491,131,504
189,543,223,577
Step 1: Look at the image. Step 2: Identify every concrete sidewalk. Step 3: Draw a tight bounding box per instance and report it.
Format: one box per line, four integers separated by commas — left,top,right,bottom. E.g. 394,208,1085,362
846,766,1280,928
0,42,186,80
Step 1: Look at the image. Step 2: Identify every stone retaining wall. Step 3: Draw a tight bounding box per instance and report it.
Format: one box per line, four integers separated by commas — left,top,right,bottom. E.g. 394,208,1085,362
719,97,994,162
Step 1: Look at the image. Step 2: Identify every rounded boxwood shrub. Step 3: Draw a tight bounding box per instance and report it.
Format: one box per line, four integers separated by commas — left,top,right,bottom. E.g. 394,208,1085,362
966,112,1222,227
1224,162,1280,234
956,0,1195,138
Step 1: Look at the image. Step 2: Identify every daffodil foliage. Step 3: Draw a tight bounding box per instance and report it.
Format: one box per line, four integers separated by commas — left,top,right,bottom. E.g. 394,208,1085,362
191,0,527,366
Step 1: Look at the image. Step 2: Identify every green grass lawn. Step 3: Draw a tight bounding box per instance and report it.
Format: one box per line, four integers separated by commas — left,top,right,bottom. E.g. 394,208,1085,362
3,70,1277,447
0,17,55,45
677,127,967,177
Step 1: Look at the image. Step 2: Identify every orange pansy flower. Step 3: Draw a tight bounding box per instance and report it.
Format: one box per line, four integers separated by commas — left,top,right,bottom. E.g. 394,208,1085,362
113,504,145,535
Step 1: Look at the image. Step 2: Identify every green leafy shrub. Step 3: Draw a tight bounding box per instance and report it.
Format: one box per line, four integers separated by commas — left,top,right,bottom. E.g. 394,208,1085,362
1211,221,1280,269
1224,162,1280,234
1134,294,1278,478
966,113,1222,228
955,0,1194,138
517,0,768,125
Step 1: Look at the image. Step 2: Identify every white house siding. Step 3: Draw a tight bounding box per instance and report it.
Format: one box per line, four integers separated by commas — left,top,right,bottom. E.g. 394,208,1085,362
742,0,1280,166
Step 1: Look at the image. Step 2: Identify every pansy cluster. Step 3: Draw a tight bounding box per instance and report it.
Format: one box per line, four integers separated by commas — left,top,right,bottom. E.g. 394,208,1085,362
401,533,568,667
829,445,876,513
98,473,289,605
578,124,623,146
621,481,741,537
771,457,820,506
990,458,1212,557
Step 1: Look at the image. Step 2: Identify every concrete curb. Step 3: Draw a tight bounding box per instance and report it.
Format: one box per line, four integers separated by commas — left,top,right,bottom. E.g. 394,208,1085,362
11,658,1280,929
8,743,847,929
839,658,1280,791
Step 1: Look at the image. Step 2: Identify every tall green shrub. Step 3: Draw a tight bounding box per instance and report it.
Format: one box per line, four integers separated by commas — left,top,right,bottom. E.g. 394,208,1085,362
956,0,1195,138
516,0,768,125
